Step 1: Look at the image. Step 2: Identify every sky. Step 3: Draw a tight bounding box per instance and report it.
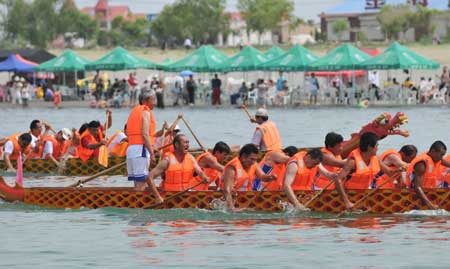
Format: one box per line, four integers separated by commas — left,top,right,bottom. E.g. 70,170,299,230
74,0,345,21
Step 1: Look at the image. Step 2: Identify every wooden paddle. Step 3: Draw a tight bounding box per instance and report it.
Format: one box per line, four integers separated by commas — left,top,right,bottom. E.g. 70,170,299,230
98,112,110,168
336,174,399,217
68,161,126,188
437,188,450,208
159,124,167,162
180,116,206,152
241,105,254,121
145,180,207,209
304,180,334,208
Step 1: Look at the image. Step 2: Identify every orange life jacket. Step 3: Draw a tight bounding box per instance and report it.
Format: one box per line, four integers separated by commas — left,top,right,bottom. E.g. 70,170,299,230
255,120,282,151
222,157,257,191
256,150,286,191
126,105,156,145
314,148,341,190
106,130,128,157
77,129,104,163
191,152,220,191
375,149,402,189
5,133,30,160
42,135,69,159
440,155,450,186
288,151,318,191
344,149,380,189
28,133,43,159
162,152,195,191
406,152,442,188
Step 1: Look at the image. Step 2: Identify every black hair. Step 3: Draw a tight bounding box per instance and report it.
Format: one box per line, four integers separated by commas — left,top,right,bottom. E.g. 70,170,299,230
123,124,127,131
30,120,40,131
88,121,101,128
212,141,231,154
239,144,259,158
307,148,323,162
79,123,89,135
429,141,447,152
325,132,344,148
359,132,379,151
19,133,32,144
255,115,269,121
173,134,186,146
399,145,418,157
283,146,298,157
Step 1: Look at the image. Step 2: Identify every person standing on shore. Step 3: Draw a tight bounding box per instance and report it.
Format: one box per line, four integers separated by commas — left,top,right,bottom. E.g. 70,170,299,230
308,73,319,105
186,75,196,106
211,74,222,106
53,88,62,109
128,72,138,107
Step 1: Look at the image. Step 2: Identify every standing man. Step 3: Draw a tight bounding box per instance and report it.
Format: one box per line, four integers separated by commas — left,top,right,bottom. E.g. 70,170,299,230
308,73,319,105
126,91,161,200
186,75,196,106
211,74,222,106
250,108,282,151
276,72,286,92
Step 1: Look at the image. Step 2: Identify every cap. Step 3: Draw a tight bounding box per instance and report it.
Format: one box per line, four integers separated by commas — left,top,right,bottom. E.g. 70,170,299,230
61,128,72,140
255,108,268,117
14,76,19,82
20,77,25,82
174,124,180,131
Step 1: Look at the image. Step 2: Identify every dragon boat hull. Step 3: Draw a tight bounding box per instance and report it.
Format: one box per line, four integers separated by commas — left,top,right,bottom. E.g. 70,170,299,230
1,177,448,213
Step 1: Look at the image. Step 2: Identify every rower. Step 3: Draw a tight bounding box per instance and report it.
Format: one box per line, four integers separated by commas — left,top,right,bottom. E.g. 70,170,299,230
250,108,282,151
440,154,450,187
2,133,32,172
126,91,160,198
107,124,128,157
376,145,417,189
148,134,209,192
253,146,298,191
28,120,52,159
337,132,401,210
314,132,347,190
191,141,231,191
222,144,276,212
41,128,73,166
283,148,337,211
406,141,450,209
77,120,106,163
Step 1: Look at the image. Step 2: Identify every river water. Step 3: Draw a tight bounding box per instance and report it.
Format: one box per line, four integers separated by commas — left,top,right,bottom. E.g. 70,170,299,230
1,105,450,268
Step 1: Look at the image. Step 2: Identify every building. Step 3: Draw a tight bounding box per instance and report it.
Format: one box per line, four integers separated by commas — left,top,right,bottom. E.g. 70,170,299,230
80,0,146,31
320,0,449,42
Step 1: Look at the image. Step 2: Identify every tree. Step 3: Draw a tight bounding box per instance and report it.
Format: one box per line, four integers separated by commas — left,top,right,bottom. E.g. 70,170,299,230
409,5,440,41
151,0,229,47
237,0,294,44
376,4,414,41
331,20,349,42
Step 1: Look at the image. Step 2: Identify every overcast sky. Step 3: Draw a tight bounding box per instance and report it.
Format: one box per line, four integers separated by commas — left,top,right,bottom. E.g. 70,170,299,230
74,0,344,21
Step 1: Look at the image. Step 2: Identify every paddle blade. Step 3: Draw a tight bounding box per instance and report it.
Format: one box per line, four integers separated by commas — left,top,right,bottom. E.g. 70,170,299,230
98,146,108,168
16,154,23,187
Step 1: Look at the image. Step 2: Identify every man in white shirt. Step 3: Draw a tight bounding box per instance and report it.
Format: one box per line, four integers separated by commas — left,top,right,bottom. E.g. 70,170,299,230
42,128,73,166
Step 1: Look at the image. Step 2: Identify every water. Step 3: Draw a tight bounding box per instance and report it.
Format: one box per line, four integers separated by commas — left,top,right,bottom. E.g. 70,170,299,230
1,105,450,268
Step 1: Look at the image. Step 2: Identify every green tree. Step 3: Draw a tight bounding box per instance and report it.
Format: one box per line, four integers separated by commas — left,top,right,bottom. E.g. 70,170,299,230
331,20,349,41
4,0,29,42
237,0,294,44
409,5,440,41
376,4,414,41
106,16,149,47
151,0,228,46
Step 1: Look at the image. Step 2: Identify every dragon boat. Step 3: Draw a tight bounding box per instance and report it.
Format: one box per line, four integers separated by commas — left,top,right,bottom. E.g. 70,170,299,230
0,112,409,177
0,176,449,213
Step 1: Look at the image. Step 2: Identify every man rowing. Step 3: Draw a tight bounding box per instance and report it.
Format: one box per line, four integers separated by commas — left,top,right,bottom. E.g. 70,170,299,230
2,133,32,172
147,134,209,192
253,146,298,191
222,144,276,212
406,141,450,209
191,141,231,190
77,120,107,162
250,108,282,151
107,124,128,157
376,145,417,189
337,132,402,210
314,132,347,190
41,128,73,166
283,148,339,211
28,120,52,159
126,91,159,195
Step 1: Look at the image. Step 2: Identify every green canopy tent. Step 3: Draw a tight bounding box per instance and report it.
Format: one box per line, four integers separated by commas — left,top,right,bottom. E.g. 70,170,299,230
85,47,157,71
164,45,228,72
355,41,440,70
308,44,371,71
263,46,285,61
35,49,91,88
156,58,174,70
218,46,268,72
261,45,319,72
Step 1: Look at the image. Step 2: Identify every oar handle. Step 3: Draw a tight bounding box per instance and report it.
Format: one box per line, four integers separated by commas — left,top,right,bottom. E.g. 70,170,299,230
145,180,206,209
181,117,206,152
241,105,253,121
68,161,126,187
159,125,167,162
